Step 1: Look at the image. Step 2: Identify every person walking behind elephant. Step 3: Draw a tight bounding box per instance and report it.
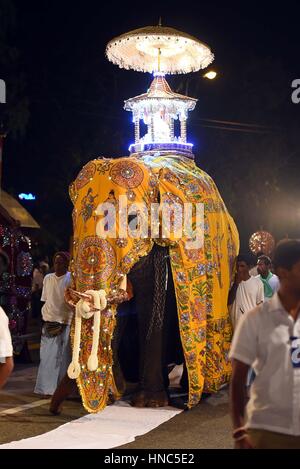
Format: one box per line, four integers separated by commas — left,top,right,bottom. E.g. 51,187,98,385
34,252,72,397
228,254,264,389
256,255,280,299
0,306,13,389
228,254,264,330
229,240,300,449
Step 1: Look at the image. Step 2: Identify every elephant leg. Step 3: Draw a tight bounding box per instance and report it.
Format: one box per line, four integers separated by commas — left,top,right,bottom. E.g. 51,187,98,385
129,245,169,407
161,258,190,410
162,257,185,390
49,374,78,415
179,362,189,391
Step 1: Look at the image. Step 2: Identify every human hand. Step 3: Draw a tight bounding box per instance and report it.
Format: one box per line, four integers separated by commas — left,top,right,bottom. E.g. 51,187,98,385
65,288,94,309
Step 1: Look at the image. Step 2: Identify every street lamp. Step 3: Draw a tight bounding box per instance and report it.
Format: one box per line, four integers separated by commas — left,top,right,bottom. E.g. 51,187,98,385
203,70,217,80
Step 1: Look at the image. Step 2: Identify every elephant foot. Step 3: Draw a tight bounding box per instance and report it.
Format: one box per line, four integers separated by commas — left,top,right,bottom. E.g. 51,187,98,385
145,397,169,408
130,390,169,408
107,394,117,406
130,390,147,407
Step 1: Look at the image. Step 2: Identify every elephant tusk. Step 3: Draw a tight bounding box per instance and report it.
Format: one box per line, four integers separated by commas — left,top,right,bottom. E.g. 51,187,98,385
68,302,83,379
87,290,108,371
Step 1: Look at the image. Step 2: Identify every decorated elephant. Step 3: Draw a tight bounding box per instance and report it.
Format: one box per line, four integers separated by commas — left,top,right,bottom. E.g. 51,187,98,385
62,152,239,413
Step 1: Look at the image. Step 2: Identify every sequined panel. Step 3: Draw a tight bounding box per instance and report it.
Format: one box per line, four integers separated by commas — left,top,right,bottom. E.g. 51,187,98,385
77,237,116,289
110,161,144,189
75,161,96,191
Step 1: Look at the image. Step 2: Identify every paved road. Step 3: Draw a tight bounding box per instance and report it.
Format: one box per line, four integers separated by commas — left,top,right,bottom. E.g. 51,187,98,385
0,362,233,449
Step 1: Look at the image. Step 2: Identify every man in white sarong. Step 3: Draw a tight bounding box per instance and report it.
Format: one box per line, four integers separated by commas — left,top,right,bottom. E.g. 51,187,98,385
34,252,72,397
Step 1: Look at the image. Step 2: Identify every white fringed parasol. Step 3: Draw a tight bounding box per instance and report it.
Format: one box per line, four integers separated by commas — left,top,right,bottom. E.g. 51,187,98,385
106,25,214,74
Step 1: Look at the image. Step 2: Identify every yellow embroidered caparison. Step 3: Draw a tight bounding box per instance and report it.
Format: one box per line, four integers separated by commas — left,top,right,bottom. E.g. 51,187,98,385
69,154,239,412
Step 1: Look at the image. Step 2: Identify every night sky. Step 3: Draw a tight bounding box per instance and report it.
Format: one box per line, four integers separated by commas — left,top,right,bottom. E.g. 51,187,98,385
1,0,300,256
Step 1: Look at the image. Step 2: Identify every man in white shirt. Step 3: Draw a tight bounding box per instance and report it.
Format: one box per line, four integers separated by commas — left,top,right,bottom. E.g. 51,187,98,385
229,239,300,449
228,255,264,330
0,306,13,388
34,251,72,396
256,255,280,299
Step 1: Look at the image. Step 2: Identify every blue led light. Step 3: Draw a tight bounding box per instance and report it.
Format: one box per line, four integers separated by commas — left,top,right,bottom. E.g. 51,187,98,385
18,193,36,201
